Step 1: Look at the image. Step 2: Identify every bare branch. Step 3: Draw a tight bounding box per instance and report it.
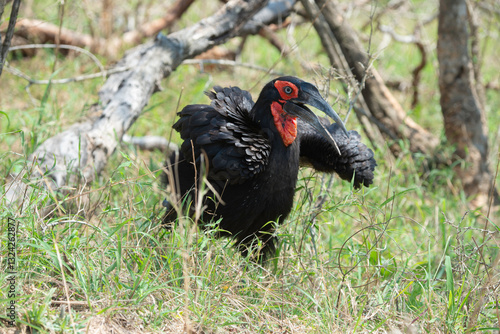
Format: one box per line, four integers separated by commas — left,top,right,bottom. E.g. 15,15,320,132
5,63,132,85
7,0,196,58
378,25,418,44
378,25,429,108
0,0,21,77
410,37,426,108
122,134,179,153
121,0,196,45
5,56,283,87
182,58,285,76
9,43,105,72
301,0,439,156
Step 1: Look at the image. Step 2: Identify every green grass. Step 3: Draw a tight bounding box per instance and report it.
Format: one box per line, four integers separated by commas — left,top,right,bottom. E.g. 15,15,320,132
1,0,500,333
1,148,498,333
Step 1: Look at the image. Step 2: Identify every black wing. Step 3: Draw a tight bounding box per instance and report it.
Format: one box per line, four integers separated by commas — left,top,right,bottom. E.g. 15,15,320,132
298,119,376,188
173,86,271,185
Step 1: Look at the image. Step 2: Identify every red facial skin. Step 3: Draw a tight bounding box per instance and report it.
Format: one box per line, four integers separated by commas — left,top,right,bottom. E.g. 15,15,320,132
271,81,299,146
271,101,297,146
274,80,299,100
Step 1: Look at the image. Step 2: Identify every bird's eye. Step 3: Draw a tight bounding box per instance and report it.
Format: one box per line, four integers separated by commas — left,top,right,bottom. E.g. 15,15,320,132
284,86,293,94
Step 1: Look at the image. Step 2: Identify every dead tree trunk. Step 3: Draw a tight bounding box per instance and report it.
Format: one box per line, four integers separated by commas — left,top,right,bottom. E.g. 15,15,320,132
437,0,499,207
300,0,439,156
5,0,297,205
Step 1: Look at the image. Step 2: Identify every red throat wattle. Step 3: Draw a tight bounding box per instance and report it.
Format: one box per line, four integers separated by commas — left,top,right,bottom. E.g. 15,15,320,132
271,101,297,146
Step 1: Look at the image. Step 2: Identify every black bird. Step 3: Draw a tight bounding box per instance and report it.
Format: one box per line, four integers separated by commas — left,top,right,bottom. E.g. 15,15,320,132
162,76,376,259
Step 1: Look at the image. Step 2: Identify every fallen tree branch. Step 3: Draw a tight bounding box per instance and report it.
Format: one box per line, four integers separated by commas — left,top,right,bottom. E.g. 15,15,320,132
9,0,296,59
4,0,296,205
121,0,196,46
7,0,196,59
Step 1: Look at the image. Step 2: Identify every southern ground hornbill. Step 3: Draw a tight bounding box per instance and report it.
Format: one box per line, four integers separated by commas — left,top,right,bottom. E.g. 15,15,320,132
162,76,376,259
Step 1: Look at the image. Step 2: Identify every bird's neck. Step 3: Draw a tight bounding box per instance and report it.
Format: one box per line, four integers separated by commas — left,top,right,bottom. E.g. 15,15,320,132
270,101,297,146
266,138,301,192
251,99,298,147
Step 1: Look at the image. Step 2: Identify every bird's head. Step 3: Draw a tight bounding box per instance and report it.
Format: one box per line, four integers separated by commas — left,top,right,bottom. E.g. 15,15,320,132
257,76,348,153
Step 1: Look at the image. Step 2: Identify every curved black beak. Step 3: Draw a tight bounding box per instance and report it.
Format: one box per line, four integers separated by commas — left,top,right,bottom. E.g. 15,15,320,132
283,83,348,155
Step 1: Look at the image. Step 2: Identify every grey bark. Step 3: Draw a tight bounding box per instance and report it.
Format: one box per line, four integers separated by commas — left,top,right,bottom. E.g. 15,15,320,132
438,0,499,207
4,0,297,205
122,135,179,153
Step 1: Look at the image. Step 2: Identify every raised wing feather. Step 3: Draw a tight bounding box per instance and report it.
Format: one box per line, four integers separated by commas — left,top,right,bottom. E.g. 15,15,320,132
298,119,376,188
173,86,271,185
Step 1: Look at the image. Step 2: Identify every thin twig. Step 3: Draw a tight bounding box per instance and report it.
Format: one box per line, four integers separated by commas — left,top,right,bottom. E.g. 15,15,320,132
8,0,195,58
378,24,428,108
378,25,419,43
50,300,91,307
0,0,21,77
42,219,110,238
344,57,374,124
342,1,378,124
181,58,285,76
5,63,132,85
6,58,278,86
411,33,426,108
122,134,179,153
9,44,105,73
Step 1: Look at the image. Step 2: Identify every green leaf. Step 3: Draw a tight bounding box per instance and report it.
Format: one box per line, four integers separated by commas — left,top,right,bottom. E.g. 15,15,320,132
379,188,416,207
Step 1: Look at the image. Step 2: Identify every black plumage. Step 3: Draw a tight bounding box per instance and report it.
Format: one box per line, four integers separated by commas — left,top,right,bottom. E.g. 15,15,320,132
162,76,376,259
